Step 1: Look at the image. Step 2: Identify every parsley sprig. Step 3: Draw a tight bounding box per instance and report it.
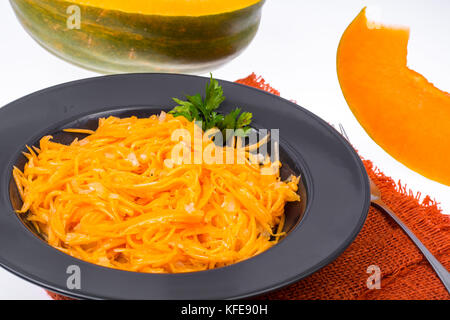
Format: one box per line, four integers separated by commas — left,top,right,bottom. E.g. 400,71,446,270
169,75,253,137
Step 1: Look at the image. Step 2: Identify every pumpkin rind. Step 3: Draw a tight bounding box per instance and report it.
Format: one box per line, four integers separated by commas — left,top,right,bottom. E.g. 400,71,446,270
337,8,450,186
10,0,264,73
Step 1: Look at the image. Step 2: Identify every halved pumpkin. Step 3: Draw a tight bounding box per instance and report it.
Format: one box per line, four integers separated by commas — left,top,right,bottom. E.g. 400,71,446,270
337,8,450,186
10,0,264,73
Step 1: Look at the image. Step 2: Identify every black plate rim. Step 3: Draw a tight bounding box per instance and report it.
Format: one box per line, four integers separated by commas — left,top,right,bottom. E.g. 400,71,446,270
0,73,370,300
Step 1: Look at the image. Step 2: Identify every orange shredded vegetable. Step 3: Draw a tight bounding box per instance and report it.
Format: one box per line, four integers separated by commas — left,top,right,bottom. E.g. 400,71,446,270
13,113,300,273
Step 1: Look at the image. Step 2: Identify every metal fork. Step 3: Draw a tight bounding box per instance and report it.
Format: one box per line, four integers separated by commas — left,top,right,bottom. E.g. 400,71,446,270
337,123,450,293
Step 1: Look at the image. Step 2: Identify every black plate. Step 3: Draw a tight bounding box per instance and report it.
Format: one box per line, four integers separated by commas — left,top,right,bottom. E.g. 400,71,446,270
0,74,370,300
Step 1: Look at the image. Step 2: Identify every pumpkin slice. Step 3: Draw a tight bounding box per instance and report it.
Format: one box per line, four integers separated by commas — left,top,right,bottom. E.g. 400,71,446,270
337,8,450,186
70,0,261,16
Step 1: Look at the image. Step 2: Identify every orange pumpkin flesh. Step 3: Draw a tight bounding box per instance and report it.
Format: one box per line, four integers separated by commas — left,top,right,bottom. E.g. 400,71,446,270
71,0,261,16
337,8,450,186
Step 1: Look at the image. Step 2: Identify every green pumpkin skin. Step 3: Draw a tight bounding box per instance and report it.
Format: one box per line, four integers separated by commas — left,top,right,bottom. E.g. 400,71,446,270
10,0,264,74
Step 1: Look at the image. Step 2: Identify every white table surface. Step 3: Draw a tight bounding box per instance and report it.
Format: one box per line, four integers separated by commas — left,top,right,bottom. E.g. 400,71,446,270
0,0,448,300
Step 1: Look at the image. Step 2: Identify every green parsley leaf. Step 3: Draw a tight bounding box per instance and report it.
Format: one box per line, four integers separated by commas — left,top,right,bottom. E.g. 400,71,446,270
169,74,253,138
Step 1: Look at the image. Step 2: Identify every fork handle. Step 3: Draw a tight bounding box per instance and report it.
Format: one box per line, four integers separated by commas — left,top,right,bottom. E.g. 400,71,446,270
371,200,450,294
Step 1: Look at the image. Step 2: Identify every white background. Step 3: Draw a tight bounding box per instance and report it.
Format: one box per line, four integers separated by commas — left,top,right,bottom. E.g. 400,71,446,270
0,0,448,300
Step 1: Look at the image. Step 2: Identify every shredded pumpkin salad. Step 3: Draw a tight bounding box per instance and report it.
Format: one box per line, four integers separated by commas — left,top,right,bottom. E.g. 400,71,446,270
13,113,300,273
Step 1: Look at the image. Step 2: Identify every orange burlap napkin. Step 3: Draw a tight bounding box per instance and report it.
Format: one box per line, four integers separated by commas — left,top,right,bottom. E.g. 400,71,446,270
48,74,450,300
